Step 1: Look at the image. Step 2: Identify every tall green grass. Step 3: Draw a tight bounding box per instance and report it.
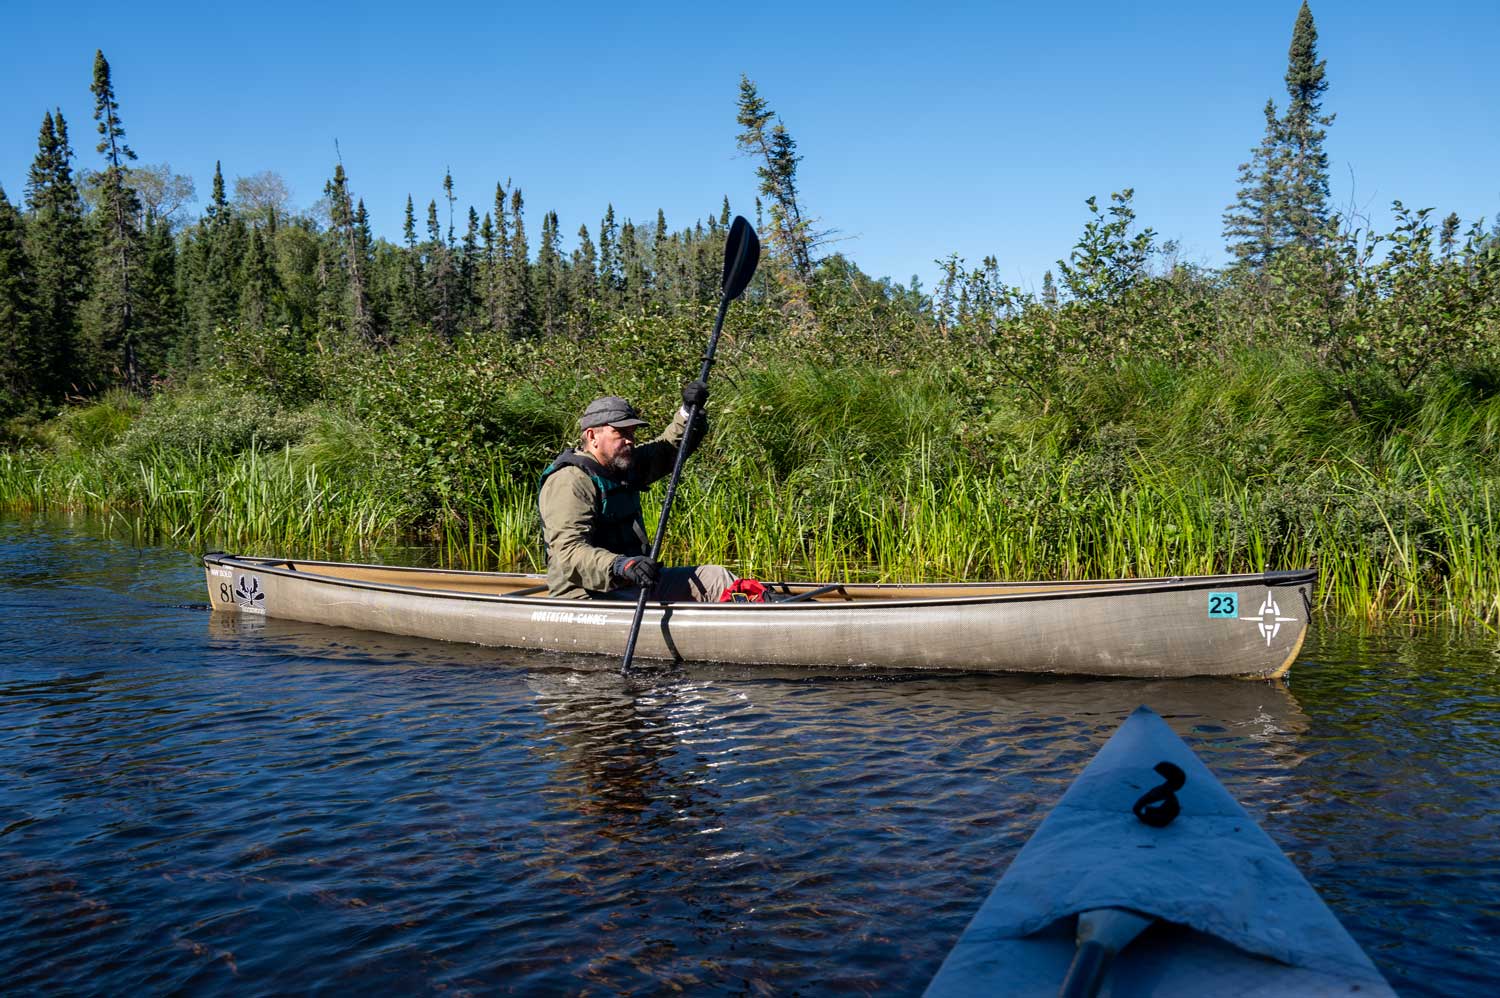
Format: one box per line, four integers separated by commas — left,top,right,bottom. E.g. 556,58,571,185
5,345,1500,629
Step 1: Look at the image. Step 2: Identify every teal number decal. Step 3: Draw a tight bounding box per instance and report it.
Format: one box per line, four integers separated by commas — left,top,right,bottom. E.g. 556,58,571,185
1207,592,1238,618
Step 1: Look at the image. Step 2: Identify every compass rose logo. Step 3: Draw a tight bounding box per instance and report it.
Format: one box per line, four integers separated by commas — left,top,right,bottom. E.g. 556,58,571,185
1241,594,1296,646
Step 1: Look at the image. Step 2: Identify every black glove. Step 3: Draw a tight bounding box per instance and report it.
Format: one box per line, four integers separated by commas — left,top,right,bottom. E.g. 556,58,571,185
612,554,660,588
681,379,709,410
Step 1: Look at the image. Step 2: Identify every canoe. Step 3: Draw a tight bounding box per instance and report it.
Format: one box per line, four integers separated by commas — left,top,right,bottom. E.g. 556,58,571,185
203,554,1314,678
925,706,1394,996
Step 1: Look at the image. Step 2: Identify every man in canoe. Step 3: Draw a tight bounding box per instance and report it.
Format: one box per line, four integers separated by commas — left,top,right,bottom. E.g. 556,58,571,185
538,383,741,601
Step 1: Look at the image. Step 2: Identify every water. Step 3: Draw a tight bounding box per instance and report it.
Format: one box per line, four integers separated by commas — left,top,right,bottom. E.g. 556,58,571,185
2,516,1496,996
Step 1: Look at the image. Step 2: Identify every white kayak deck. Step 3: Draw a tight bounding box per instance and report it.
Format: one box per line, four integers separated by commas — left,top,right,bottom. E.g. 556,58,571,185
925,706,1395,996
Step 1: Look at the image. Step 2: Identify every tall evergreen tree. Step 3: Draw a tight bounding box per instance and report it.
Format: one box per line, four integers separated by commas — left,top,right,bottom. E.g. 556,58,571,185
460,206,481,330
395,194,425,336
0,186,38,413
534,209,566,337
598,203,620,300
23,109,87,400
81,49,149,392
185,160,246,360
136,208,180,375
238,225,280,332
1222,100,1285,268
1280,1,1334,248
619,219,650,308
497,187,534,336
479,210,500,336
1223,2,1334,264
322,163,373,344
569,222,598,307
425,197,457,340
736,75,816,301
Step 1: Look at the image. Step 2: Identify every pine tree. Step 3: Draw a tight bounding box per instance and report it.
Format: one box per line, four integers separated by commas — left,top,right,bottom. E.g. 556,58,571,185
619,219,650,308
598,203,620,300
479,210,501,336
736,75,816,305
0,186,37,413
238,225,280,332
568,222,598,329
81,49,149,392
1223,2,1334,265
498,187,534,336
136,208,180,376
425,197,457,341
395,194,424,336
322,163,373,343
460,206,481,331
23,109,87,400
1222,100,1286,268
186,160,247,360
651,209,672,300
534,209,566,337
493,182,510,265
1280,1,1334,248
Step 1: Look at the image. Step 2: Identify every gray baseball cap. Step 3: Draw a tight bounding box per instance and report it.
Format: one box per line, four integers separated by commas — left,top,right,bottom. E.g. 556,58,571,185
579,396,648,430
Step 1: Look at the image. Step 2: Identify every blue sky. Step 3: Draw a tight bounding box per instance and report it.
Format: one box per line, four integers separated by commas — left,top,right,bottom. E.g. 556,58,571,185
3,1,1497,292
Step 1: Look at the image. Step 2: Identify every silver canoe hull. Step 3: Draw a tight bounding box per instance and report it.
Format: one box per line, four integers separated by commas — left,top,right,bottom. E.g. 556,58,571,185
203,555,1315,678
925,706,1395,995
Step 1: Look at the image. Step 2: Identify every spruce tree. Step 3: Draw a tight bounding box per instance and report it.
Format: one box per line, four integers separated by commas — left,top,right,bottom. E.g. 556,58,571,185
1223,2,1334,264
187,161,247,359
460,206,480,330
619,219,650,308
238,225,280,333
534,209,566,337
569,223,598,306
498,188,534,336
736,75,816,300
1222,100,1286,268
396,194,424,336
425,197,457,340
1281,1,1334,248
0,186,37,414
81,49,148,392
479,210,501,336
322,163,373,343
598,204,620,300
136,209,180,376
23,109,87,400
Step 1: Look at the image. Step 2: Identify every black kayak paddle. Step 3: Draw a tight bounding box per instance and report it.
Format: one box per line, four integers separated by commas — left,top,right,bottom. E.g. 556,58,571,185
620,216,760,673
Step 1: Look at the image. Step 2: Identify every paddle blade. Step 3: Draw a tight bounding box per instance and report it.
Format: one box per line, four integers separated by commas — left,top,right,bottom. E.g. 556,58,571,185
720,215,760,300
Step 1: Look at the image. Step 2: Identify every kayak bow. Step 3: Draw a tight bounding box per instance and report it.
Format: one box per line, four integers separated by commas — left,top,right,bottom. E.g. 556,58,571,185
925,706,1395,996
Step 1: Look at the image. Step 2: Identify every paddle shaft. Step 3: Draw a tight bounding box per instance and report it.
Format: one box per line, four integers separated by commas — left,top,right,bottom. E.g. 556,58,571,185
1059,907,1156,998
618,293,731,672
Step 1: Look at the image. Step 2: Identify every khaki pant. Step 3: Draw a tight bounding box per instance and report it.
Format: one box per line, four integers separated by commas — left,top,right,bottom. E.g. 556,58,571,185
600,564,737,603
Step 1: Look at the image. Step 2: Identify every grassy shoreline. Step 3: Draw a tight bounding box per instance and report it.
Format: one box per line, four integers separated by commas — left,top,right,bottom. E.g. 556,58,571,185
5,337,1499,629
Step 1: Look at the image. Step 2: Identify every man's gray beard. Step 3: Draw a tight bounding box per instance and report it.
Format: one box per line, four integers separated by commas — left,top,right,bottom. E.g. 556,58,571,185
607,452,633,475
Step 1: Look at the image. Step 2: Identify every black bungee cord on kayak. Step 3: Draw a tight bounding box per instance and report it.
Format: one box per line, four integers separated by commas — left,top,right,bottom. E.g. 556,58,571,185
1132,761,1186,828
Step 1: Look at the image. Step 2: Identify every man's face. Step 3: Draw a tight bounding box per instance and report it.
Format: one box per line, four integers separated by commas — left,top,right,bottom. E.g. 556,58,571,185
584,423,637,473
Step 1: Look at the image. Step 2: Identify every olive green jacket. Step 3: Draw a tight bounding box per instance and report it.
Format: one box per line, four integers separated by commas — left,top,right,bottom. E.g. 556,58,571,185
538,408,704,598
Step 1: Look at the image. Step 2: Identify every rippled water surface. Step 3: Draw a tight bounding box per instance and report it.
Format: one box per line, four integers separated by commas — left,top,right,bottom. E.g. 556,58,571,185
2,517,1497,996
